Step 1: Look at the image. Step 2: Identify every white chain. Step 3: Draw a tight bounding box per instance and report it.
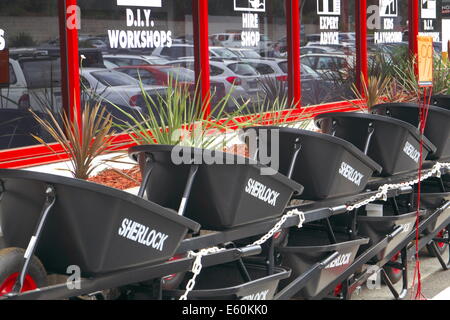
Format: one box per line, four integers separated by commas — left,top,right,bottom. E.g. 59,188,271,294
179,247,226,300
346,162,450,212
251,209,306,246
178,209,306,300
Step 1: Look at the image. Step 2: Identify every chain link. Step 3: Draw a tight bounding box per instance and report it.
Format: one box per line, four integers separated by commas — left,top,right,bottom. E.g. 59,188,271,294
251,209,306,246
179,210,305,300
346,162,450,212
179,247,226,300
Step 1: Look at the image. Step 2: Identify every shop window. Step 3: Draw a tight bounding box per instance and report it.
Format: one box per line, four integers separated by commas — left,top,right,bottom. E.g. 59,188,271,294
301,0,357,106
209,0,288,111
77,0,194,113
0,0,62,151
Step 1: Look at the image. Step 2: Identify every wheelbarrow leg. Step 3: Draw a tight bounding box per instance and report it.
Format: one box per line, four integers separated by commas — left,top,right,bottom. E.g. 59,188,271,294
138,157,154,198
381,247,408,300
9,185,56,295
399,247,408,299
427,241,449,271
178,164,199,216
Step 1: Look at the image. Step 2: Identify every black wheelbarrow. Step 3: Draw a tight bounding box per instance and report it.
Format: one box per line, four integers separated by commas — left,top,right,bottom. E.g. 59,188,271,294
372,103,450,161
162,262,290,300
356,203,418,263
0,169,200,296
277,228,369,299
240,127,382,200
129,145,303,231
315,112,437,176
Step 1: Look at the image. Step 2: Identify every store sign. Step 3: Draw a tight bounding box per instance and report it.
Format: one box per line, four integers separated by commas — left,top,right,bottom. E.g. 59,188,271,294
234,0,266,12
422,0,437,19
419,0,440,42
317,0,341,45
108,0,172,50
380,0,398,17
235,0,266,47
368,1,403,44
0,29,5,51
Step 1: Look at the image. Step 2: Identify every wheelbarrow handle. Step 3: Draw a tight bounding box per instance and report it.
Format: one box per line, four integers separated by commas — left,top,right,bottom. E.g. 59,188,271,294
389,225,404,240
237,245,262,258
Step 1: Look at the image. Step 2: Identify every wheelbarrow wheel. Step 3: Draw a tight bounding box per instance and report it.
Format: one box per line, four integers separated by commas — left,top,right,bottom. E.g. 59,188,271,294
0,247,47,297
426,229,449,257
382,252,402,285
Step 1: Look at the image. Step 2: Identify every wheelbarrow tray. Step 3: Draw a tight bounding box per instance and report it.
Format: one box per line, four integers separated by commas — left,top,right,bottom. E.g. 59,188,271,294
432,95,450,111
372,103,450,161
357,210,417,262
278,229,369,299
129,145,303,231
242,126,382,200
163,263,290,300
315,112,437,176
0,169,200,277
412,181,450,234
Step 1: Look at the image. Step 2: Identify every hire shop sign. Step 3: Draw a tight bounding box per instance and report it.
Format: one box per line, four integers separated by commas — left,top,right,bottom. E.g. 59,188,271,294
317,0,341,45
235,0,266,47
108,0,172,50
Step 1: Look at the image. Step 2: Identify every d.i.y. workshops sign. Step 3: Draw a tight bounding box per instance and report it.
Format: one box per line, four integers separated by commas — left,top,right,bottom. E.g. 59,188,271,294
108,0,172,50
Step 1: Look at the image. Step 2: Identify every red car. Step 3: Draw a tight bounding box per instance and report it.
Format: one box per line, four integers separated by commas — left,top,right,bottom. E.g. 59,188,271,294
114,65,225,108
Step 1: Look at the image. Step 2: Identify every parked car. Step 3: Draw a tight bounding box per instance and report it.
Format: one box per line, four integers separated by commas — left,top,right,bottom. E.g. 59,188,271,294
301,53,354,79
209,47,240,59
151,44,195,60
301,45,341,55
114,65,227,111
103,54,169,68
210,33,273,50
164,58,264,108
244,58,287,80
79,68,166,111
1,54,62,112
228,48,262,59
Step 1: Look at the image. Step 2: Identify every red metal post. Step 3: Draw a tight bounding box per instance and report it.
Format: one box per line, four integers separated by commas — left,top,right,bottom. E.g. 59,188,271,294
286,0,301,108
355,0,368,95
193,0,211,117
63,0,81,132
409,0,419,65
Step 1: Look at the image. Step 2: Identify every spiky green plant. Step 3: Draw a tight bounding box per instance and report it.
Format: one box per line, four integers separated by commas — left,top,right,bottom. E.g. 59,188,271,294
111,76,249,150
30,102,116,180
351,73,392,112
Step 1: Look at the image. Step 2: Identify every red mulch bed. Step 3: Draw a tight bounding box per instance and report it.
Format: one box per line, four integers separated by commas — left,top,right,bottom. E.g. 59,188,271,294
89,144,249,190
88,166,142,190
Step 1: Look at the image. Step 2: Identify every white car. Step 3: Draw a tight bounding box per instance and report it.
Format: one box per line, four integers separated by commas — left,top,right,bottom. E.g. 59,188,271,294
151,44,195,60
300,53,355,79
228,48,262,59
244,58,287,80
103,54,169,68
209,47,240,59
0,56,62,112
164,59,264,108
210,33,273,50
80,68,166,110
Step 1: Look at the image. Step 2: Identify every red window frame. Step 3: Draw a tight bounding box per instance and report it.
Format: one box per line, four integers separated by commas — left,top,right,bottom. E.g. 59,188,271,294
0,0,420,169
